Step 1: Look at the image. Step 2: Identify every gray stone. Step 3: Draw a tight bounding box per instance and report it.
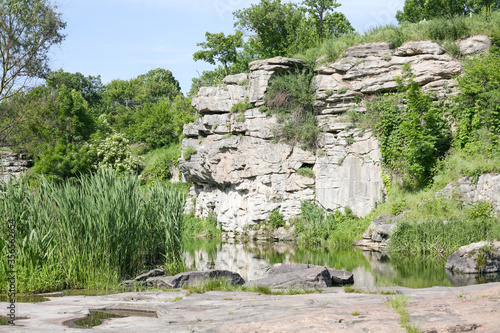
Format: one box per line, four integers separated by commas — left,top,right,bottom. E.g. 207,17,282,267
223,73,250,85
169,270,245,288
248,56,305,72
345,42,393,58
445,241,500,274
134,268,165,281
250,263,332,289
458,35,490,54
0,152,33,182
436,173,500,217
329,269,354,285
394,41,445,56
146,276,175,288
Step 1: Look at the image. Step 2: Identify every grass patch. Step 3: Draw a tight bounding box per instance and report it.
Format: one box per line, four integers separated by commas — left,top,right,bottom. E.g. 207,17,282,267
296,166,314,178
183,146,197,160
231,100,252,113
343,286,396,295
386,295,420,333
141,143,181,182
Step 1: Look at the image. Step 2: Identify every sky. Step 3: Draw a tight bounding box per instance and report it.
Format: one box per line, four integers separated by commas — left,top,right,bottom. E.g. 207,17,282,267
50,0,405,94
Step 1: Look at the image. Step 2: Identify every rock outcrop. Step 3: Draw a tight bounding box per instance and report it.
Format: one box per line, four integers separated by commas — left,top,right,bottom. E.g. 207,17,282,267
436,173,500,217
247,263,353,289
445,241,500,274
0,152,32,182
180,37,486,233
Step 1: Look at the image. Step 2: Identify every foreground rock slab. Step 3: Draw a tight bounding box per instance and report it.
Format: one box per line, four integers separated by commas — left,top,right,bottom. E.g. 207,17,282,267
2,282,500,332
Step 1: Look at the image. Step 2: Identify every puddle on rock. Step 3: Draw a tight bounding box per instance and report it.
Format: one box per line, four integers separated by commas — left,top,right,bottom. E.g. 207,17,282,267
64,310,157,329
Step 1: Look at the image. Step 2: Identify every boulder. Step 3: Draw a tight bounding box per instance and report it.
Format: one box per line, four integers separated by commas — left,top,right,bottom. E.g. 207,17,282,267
394,41,445,56
458,35,490,54
148,270,245,289
329,269,354,285
249,263,352,289
134,268,165,281
248,56,305,72
445,241,500,274
363,215,399,242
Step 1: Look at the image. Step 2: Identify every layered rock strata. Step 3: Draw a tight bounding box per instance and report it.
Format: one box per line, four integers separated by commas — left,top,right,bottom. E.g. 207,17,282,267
180,38,482,233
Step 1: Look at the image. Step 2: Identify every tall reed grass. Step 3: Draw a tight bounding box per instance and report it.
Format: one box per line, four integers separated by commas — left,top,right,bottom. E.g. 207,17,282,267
0,170,185,293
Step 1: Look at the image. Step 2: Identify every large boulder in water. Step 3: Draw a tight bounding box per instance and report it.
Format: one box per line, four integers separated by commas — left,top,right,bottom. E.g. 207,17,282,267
147,269,245,289
248,263,354,289
445,241,500,274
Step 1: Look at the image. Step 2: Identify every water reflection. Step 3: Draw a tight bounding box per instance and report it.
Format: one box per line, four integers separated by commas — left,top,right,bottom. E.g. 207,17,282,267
182,239,500,288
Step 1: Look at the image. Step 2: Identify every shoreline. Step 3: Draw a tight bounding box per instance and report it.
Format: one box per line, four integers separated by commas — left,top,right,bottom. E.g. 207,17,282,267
2,282,499,332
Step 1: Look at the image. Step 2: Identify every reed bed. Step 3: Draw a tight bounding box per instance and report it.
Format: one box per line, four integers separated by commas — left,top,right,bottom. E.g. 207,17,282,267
0,170,185,293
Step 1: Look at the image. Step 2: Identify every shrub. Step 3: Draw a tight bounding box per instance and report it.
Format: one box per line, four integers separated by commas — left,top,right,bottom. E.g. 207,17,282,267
265,68,319,150
296,166,315,178
184,146,197,160
231,100,252,113
268,209,285,229
142,143,181,181
235,113,246,122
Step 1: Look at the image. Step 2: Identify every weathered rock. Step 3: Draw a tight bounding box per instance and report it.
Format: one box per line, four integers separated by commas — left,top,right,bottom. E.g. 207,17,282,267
181,37,487,233
146,276,175,288
458,35,490,54
134,268,165,281
394,41,445,56
271,226,297,241
436,173,500,217
445,241,500,274
250,263,332,289
0,152,33,182
329,269,354,285
363,215,399,242
147,270,245,289
248,56,305,72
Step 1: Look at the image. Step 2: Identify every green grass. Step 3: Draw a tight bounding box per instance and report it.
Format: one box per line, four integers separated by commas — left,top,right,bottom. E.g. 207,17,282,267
0,170,186,293
183,146,197,160
141,143,181,182
296,166,314,178
386,295,420,333
297,11,500,64
343,286,396,295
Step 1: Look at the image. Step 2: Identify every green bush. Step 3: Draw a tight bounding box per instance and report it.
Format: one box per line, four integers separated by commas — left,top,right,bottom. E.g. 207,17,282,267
268,210,285,229
296,166,315,178
142,143,181,181
294,201,367,246
265,68,319,150
235,113,246,122
183,211,221,238
184,146,197,160
230,100,252,113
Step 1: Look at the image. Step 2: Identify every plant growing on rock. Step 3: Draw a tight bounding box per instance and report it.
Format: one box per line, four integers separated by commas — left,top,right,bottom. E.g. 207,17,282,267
265,68,319,150
184,146,197,160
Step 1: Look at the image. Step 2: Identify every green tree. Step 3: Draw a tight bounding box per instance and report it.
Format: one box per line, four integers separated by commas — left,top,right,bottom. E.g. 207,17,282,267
323,11,354,38
302,0,340,40
0,0,66,142
193,31,244,76
46,70,104,108
106,68,181,109
234,0,305,58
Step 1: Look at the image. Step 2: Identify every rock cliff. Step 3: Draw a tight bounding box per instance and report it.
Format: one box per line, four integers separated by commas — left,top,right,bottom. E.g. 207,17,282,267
180,37,485,233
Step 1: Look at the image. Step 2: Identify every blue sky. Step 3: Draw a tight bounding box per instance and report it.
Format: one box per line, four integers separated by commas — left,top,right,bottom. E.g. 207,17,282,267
50,0,405,94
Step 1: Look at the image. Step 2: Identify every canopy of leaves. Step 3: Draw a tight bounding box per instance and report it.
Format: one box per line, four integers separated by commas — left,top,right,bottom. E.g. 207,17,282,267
106,68,181,109
193,31,243,75
46,70,104,108
0,0,66,102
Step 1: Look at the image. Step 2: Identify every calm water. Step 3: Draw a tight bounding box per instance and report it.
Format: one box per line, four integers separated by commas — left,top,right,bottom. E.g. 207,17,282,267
183,238,500,288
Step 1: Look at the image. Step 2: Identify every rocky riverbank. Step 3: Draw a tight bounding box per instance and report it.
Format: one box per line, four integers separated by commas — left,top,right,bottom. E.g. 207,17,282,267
2,282,499,332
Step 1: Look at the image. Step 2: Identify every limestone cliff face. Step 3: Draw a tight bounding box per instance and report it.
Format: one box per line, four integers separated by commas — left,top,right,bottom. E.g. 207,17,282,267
180,37,487,233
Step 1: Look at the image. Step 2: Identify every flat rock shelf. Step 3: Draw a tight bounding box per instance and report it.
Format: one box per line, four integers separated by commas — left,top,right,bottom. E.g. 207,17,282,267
2,282,500,332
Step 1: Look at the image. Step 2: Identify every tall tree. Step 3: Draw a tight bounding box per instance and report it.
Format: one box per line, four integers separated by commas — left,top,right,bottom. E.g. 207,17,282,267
0,0,66,101
46,70,104,108
193,31,243,76
302,0,340,40
0,0,66,143
234,0,304,58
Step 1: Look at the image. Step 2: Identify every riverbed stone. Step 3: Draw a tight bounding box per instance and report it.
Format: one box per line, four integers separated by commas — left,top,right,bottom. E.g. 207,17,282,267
329,269,354,285
445,241,500,274
249,263,333,289
151,270,246,288
134,268,165,281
